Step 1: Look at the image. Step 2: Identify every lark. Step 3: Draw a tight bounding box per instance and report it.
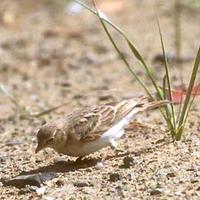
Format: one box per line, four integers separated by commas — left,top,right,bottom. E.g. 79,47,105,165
35,96,168,159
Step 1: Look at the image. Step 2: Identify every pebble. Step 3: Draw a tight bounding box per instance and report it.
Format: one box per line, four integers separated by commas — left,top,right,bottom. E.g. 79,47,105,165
150,188,164,196
94,161,104,170
122,156,134,168
2,172,58,188
109,173,122,182
167,172,176,178
73,181,93,187
36,186,46,196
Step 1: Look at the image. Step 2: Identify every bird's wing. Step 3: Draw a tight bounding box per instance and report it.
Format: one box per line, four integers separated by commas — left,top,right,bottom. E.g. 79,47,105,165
66,96,155,142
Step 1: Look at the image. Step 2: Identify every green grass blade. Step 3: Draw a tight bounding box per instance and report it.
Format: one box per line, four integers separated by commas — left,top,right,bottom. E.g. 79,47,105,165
92,0,172,126
176,45,200,140
157,20,176,128
182,82,200,132
126,39,163,98
29,102,69,117
75,0,163,99
90,1,152,98
74,0,127,36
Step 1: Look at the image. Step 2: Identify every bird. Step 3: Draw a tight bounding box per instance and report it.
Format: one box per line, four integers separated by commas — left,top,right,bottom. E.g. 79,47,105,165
35,96,168,159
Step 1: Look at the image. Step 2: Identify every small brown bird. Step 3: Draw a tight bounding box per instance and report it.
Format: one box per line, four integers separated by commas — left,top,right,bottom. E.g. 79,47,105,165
35,96,168,158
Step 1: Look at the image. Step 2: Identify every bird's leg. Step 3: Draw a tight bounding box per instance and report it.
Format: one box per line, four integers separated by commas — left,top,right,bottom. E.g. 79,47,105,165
110,139,118,150
100,148,114,161
99,139,124,163
110,139,125,155
98,139,117,162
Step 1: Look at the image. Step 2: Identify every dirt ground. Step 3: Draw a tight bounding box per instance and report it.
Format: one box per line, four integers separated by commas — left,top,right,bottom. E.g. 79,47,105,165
0,0,200,199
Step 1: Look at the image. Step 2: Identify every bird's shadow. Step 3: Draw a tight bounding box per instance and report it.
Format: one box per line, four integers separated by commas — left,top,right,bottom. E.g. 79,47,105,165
21,158,100,175
1,157,106,188
1,151,131,188
24,139,171,175
21,151,130,175
1,139,172,188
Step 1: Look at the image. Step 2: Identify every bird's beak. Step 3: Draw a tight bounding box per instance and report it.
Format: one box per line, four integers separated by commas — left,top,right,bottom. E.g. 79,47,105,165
35,144,43,153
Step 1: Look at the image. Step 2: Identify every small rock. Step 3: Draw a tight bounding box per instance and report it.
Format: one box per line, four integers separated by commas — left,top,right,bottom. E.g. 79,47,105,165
150,188,164,195
153,53,175,63
196,186,200,191
153,53,193,64
116,185,125,197
109,173,122,182
98,94,114,101
36,186,46,196
122,156,134,168
95,161,104,170
73,181,93,187
167,172,176,178
0,156,7,163
73,94,84,100
59,81,71,87
2,172,58,188
127,174,132,181
55,179,64,186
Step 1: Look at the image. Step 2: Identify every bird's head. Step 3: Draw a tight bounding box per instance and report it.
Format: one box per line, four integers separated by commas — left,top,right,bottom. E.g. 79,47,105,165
35,124,60,153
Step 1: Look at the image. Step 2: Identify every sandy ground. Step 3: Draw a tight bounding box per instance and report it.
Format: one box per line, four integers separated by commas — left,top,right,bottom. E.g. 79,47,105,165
0,0,200,199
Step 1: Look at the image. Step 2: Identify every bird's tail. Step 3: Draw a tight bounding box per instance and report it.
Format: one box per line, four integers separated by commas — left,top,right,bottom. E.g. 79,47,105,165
135,97,170,112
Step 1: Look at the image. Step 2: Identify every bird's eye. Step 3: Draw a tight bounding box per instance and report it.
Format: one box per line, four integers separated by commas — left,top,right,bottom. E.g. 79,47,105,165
48,138,54,143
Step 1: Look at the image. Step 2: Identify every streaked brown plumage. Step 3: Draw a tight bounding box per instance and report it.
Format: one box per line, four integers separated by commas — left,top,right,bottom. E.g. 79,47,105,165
35,96,168,157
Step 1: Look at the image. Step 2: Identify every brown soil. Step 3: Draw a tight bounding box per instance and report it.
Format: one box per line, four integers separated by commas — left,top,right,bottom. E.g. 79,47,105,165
0,0,200,199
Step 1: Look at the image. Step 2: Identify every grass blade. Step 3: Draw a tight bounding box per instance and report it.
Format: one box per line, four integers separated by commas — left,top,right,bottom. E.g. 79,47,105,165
176,45,200,140
90,1,152,98
29,102,69,117
0,84,29,116
157,20,176,130
75,0,164,99
0,84,21,108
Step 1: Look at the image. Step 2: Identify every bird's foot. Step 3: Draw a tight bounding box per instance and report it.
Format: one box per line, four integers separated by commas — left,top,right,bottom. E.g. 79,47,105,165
109,139,122,154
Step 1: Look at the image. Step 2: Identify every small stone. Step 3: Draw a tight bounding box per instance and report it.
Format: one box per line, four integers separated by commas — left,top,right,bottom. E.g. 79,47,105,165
0,156,7,163
95,161,104,170
55,179,64,186
122,156,134,168
73,94,84,100
59,81,71,87
73,181,93,187
109,173,121,182
2,172,58,188
36,186,46,196
127,173,132,181
153,53,175,63
98,94,114,101
167,172,176,178
196,186,200,191
150,188,164,195
115,185,125,197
